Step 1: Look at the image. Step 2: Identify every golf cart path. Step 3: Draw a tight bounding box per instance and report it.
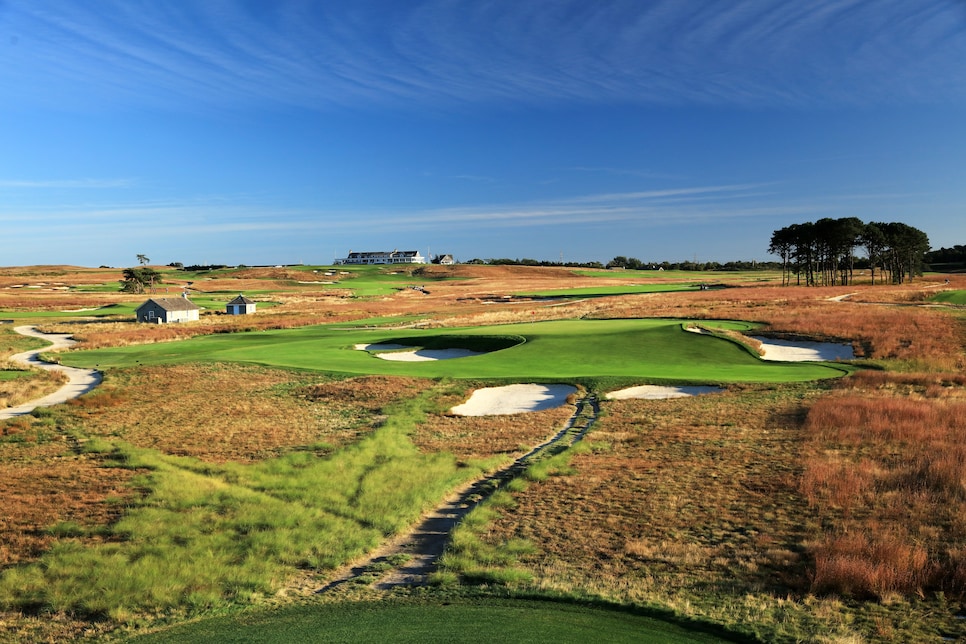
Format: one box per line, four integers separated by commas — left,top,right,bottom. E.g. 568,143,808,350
0,326,102,419
316,394,599,593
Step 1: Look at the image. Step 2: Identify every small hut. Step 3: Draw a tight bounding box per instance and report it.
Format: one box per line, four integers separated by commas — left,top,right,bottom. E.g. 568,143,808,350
226,294,256,315
135,296,200,324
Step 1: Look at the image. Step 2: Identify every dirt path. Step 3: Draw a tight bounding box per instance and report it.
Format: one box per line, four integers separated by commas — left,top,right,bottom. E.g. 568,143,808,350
316,394,600,594
0,326,102,419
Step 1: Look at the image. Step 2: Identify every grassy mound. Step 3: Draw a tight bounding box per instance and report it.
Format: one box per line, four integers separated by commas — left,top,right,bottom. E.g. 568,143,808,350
131,598,736,643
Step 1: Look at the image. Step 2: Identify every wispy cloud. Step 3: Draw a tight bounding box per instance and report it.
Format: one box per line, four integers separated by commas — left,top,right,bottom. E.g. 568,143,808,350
0,178,135,189
0,183,806,235
2,1,963,111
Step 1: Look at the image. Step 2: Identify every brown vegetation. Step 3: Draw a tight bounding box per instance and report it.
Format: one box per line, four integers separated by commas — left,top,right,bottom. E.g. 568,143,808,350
477,385,820,606
802,373,966,600
0,421,137,567
0,368,67,409
60,364,365,463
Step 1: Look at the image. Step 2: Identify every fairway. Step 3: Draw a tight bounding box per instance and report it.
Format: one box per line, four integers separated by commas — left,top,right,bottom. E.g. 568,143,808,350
132,598,739,643
517,283,700,298
932,289,966,305
63,318,850,382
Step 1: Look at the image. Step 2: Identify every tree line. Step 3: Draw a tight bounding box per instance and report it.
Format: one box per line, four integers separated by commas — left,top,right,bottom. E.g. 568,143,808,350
924,245,966,271
768,218,930,287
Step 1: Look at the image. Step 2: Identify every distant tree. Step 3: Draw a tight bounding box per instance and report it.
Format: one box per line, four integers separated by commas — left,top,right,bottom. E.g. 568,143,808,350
876,222,930,284
924,244,966,270
607,256,630,269
136,254,150,266
859,222,887,285
121,266,161,294
769,227,796,286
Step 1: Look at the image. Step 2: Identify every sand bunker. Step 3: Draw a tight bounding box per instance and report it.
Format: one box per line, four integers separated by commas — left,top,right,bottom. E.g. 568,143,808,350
752,337,853,362
450,384,577,416
605,385,723,400
354,343,484,362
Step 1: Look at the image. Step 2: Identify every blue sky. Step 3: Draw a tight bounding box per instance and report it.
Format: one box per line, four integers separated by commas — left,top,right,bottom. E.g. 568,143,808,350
1,1,964,267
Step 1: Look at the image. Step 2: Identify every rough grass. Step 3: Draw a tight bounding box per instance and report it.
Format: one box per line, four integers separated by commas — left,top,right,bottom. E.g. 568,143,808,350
0,367,67,409
802,373,966,601
0,384,490,624
61,363,351,463
454,380,966,642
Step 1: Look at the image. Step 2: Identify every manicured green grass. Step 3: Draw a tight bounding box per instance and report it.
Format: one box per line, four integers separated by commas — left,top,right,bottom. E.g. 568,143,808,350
63,319,850,383
518,283,700,297
131,598,737,643
319,266,459,297
69,283,126,293
0,303,135,318
0,370,30,381
932,289,966,305
573,269,781,283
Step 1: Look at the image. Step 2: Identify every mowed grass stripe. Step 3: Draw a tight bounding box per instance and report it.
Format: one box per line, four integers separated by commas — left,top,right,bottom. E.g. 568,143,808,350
64,319,848,382
517,283,699,297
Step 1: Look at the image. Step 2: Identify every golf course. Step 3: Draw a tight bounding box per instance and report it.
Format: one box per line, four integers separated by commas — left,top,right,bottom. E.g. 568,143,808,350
0,263,964,643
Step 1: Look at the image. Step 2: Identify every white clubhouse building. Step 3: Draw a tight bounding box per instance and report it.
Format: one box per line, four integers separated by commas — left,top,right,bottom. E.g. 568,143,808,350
335,250,427,265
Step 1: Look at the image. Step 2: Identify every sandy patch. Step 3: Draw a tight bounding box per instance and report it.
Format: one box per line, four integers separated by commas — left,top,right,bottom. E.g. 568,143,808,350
354,343,485,361
752,337,853,362
450,384,576,416
605,385,723,400
355,343,409,352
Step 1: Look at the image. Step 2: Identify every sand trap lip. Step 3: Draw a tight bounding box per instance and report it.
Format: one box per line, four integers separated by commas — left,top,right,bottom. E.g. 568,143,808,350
354,343,485,362
450,384,576,416
605,385,723,400
752,337,853,362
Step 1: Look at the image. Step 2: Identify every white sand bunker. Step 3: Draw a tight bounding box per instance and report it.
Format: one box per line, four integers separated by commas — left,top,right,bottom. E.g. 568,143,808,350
451,384,577,416
752,337,853,362
354,343,484,362
606,385,723,400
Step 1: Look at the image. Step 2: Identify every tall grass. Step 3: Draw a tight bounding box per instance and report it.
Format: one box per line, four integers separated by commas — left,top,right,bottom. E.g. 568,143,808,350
801,378,966,599
0,386,487,620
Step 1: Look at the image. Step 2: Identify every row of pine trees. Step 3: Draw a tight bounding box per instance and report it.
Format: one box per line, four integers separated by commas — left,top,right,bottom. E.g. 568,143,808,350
769,218,930,287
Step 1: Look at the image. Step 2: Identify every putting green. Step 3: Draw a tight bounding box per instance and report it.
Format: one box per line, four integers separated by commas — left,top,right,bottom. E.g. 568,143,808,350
64,319,850,382
131,598,736,643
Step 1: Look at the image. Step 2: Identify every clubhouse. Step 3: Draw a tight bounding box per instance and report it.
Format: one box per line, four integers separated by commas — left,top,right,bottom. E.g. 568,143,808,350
335,250,427,265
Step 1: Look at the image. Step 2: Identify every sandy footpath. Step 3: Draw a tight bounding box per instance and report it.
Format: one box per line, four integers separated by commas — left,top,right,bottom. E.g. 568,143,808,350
0,326,102,419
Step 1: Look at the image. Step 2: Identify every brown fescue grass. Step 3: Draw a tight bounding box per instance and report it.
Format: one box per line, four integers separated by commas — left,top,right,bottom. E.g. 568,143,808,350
0,423,138,567
473,385,825,624
810,529,934,600
0,368,68,409
802,373,966,600
62,364,360,463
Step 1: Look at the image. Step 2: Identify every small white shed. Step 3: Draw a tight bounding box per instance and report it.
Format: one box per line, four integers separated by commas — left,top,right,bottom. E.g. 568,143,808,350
226,294,257,315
